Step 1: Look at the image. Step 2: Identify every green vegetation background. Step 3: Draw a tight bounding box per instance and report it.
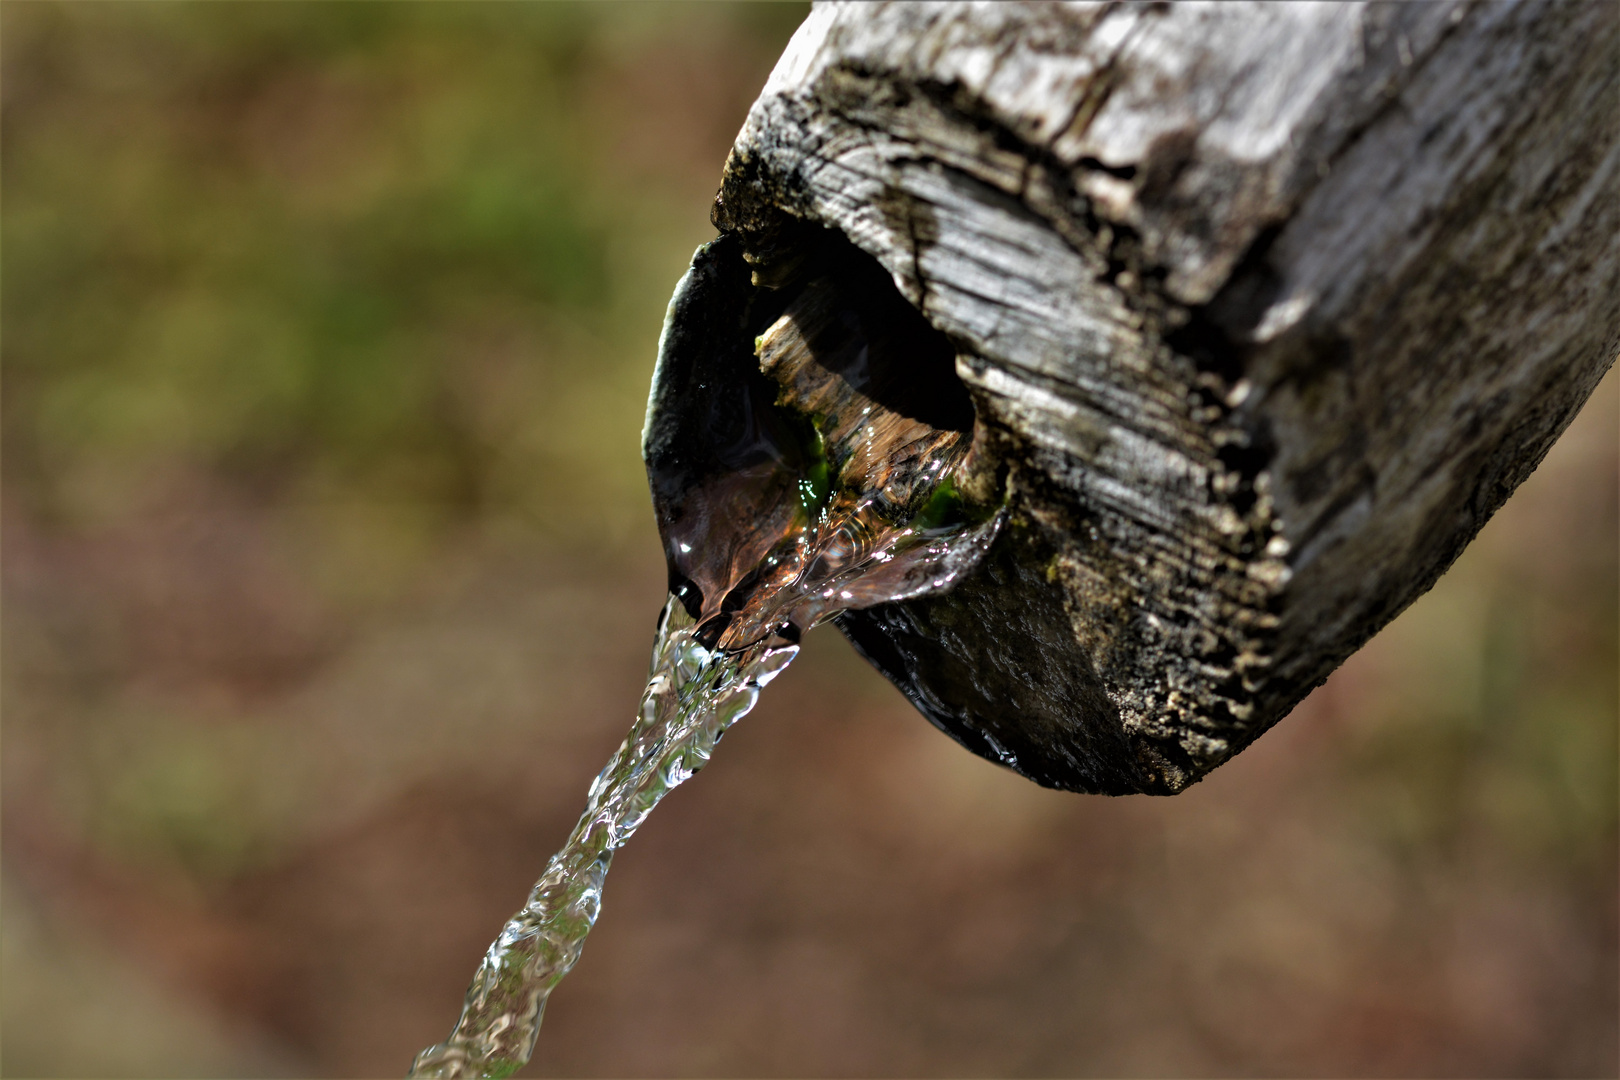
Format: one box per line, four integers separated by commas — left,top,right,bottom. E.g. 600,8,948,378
4,4,1615,1077
4,2,800,583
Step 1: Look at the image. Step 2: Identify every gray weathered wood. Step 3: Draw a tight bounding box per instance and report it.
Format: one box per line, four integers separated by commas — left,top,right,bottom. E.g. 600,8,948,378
648,0,1619,794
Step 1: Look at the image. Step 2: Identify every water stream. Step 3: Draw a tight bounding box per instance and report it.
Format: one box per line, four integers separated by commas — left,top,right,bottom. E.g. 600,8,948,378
405,595,798,1079
409,277,997,1078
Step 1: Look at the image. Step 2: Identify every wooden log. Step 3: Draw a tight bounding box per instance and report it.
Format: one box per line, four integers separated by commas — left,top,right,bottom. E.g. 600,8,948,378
646,0,1619,795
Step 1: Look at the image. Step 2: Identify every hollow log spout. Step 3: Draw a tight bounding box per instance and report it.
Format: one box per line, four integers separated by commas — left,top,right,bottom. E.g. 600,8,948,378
644,1,1619,796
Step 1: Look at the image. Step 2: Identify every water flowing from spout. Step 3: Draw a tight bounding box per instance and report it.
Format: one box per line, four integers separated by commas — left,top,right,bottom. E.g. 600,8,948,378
407,597,797,1078
410,274,999,1078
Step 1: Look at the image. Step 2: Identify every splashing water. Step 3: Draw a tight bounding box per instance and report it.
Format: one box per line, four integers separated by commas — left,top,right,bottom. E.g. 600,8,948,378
407,596,797,1079
409,274,999,1078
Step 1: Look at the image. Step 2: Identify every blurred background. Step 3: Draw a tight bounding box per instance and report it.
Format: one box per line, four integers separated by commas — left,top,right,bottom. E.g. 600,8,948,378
2,3,1614,1076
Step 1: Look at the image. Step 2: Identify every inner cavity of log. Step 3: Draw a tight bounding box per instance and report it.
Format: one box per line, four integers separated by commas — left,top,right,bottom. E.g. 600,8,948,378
657,225,1000,652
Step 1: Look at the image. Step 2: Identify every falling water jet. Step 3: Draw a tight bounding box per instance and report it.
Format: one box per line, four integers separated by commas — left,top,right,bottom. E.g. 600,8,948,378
408,237,1000,1079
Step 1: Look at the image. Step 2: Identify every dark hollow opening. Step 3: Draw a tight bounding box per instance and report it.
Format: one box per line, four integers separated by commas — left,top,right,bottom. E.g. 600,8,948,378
646,219,982,632
743,223,975,435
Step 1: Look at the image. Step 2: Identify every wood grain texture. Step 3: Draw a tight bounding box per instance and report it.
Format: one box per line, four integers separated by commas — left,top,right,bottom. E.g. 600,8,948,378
649,0,1619,794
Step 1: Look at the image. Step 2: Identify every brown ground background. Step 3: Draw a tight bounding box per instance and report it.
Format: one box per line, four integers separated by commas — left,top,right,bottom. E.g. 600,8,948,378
3,4,1615,1077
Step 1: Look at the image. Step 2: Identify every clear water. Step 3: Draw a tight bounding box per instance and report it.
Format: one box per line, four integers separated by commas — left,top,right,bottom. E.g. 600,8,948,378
406,595,797,1079
409,284,997,1078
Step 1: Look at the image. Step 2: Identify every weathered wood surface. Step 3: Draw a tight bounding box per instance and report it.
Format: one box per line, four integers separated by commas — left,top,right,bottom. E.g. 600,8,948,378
648,0,1619,795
